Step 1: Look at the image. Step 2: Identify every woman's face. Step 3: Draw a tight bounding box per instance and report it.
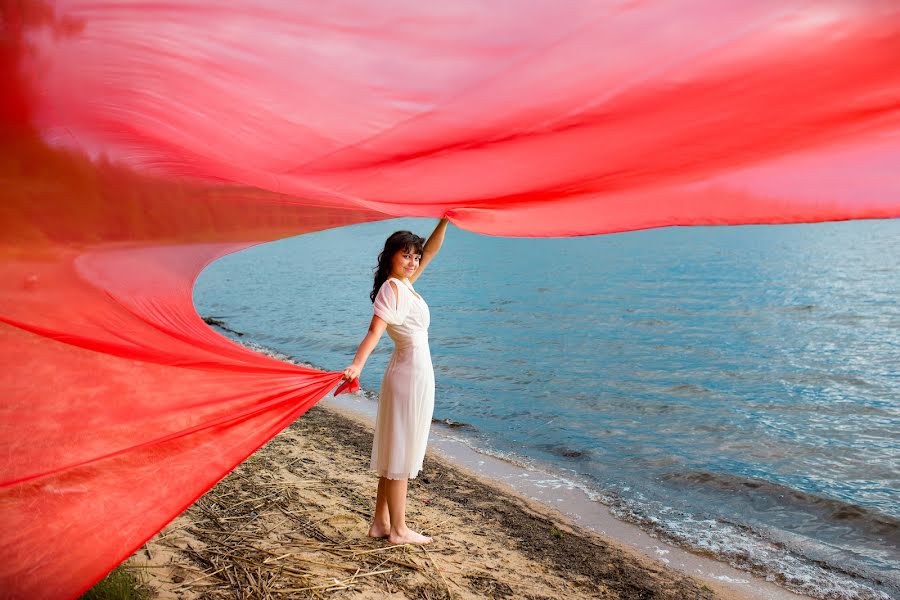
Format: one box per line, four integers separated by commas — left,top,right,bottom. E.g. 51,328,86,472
390,245,421,280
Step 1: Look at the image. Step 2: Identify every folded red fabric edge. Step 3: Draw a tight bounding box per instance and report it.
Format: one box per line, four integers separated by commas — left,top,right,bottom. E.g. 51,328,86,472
333,377,360,396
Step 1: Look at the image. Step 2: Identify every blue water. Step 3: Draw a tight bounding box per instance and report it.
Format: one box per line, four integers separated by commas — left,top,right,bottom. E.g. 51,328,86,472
193,218,899,599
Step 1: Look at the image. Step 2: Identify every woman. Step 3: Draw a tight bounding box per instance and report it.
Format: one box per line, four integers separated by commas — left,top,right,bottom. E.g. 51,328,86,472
341,217,449,545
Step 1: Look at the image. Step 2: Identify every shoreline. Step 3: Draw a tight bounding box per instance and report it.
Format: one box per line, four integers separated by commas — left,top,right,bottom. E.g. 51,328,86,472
321,394,810,600
128,401,807,599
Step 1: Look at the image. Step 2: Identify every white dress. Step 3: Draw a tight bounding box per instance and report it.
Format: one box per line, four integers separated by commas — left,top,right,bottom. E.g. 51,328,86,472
369,277,435,480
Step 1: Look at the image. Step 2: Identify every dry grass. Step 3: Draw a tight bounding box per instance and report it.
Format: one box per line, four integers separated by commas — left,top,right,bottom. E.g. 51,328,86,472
127,453,487,599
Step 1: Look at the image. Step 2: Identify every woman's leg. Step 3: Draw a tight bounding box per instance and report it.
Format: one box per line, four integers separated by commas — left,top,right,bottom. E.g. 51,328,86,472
385,477,432,544
367,477,391,538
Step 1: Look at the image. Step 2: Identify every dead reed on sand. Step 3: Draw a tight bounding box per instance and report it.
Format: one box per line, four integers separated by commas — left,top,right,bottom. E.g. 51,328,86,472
128,445,536,599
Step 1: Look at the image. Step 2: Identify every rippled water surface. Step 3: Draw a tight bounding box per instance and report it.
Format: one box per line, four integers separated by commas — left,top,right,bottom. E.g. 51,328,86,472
194,218,899,599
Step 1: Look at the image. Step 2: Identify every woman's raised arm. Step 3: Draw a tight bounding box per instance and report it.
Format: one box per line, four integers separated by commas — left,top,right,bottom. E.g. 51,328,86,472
410,217,450,284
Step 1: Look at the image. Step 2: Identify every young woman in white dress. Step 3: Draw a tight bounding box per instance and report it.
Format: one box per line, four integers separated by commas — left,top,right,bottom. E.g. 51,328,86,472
341,217,449,545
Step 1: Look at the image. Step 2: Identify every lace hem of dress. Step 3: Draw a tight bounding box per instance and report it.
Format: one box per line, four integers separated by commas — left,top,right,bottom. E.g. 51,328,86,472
371,466,422,480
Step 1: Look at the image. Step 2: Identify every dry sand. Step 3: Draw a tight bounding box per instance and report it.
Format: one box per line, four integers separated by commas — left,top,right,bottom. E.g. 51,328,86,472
126,404,759,599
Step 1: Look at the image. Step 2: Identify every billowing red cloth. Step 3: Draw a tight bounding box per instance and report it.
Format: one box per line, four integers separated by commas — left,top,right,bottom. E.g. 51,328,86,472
1,1,898,597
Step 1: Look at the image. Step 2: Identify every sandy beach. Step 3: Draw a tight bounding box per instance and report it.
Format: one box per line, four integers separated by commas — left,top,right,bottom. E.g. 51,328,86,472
123,402,787,600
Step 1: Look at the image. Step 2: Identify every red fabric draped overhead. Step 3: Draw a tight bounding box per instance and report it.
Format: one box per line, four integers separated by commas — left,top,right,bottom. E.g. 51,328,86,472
2,1,898,597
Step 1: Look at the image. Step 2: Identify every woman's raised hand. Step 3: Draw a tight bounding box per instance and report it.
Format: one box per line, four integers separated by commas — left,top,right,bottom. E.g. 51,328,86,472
342,363,361,382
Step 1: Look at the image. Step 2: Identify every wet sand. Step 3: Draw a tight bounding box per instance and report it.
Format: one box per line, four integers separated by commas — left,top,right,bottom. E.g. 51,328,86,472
127,403,778,599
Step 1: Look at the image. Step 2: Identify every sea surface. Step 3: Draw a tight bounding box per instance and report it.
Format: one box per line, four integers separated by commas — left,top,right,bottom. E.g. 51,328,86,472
193,218,899,600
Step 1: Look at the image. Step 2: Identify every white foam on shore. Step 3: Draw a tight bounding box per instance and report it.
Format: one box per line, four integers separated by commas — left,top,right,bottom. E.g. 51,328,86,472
421,425,892,600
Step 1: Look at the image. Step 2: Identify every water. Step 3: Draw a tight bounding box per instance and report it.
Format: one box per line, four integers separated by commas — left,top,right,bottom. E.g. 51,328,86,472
193,218,900,599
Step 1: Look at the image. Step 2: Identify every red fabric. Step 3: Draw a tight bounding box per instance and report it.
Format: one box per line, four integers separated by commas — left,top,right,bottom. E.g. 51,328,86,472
1,1,898,597
335,378,361,397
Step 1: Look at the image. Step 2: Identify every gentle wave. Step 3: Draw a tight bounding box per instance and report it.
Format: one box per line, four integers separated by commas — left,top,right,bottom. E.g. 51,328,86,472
662,471,900,543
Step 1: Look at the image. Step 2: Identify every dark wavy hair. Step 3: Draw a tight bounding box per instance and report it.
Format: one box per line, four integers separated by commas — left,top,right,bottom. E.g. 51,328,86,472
370,230,425,303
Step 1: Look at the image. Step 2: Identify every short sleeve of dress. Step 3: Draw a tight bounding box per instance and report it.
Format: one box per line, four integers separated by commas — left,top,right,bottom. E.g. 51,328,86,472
373,279,411,326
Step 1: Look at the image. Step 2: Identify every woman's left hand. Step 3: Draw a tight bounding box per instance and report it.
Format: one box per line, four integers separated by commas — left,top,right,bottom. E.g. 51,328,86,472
341,363,361,382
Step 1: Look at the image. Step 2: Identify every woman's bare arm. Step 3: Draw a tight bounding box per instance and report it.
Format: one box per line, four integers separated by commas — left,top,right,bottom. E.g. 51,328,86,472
410,217,450,284
342,314,389,381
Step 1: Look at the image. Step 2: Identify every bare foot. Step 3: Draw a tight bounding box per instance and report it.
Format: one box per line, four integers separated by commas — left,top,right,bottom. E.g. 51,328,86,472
387,528,433,545
367,522,391,539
